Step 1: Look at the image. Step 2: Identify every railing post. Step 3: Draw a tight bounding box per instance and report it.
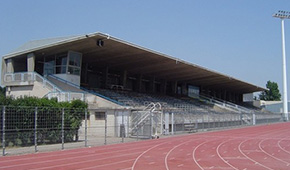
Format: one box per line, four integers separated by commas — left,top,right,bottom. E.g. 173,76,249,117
85,109,88,147
122,111,124,143
171,112,174,135
34,107,38,153
61,108,64,150
104,112,107,145
2,106,6,156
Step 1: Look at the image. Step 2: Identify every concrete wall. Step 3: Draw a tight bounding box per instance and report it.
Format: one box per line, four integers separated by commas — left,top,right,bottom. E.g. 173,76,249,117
86,94,121,109
6,81,50,98
54,74,80,86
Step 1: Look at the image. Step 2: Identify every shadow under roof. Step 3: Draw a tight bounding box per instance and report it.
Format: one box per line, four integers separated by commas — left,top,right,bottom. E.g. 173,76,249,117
3,32,266,94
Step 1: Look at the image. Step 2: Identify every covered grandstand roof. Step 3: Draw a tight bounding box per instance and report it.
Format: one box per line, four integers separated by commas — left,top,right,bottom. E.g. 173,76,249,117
3,32,265,93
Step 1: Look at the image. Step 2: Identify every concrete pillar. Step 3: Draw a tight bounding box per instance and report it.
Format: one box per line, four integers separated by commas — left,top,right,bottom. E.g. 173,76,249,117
27,53,35,72
103,66,109,88
218,90,222,99
223,90,227,101
182,83,187,96
121,70,127,88
83,63,89,84
6,59,14,73
161,80,167,94
136,74,142,92
172,81,177,94
150,77,155,93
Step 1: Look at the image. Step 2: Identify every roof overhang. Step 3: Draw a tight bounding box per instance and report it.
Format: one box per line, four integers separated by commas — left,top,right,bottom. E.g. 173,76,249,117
2,32,266,94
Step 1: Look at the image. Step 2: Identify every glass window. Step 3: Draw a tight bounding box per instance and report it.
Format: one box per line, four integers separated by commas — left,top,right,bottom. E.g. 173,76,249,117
43,51,81,76
68,51,81,67
188,85,200,97
43,60,55,75
95,112,106,120
68,66,80,75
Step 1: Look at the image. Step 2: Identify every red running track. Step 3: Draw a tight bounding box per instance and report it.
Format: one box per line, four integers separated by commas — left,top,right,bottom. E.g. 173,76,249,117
1,122,290,170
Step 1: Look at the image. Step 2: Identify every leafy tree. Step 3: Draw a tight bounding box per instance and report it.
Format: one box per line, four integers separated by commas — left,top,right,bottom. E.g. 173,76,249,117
0,86,5,96
0,96,88,146
259,81,281,101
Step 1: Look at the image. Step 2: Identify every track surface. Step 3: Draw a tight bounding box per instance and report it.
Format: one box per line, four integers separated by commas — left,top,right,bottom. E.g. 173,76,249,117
1,122,290,170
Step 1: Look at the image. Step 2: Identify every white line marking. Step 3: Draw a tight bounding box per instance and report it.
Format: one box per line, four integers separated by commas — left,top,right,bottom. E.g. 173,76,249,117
132,142,166,170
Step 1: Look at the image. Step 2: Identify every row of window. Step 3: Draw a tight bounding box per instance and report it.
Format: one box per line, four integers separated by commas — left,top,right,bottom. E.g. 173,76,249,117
43,51,82,76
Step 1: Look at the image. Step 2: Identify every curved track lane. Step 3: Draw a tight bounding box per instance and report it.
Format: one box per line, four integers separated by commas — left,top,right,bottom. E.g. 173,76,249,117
1,122,290,170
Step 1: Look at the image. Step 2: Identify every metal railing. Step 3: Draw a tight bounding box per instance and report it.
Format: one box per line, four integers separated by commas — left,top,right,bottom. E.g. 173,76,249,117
46,92,86,102
191,93,253,113
4,72,62,93
48,74,124,106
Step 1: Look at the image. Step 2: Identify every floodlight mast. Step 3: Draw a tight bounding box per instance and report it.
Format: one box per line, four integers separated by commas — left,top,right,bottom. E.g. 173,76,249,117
273,10,290,121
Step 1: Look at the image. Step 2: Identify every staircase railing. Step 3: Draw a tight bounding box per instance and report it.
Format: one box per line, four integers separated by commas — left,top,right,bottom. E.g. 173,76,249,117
4,72,62,92
130,102,162,135
48,74,124,106
190,93,253,113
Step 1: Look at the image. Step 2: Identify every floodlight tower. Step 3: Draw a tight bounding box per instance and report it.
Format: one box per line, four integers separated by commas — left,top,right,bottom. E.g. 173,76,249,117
273,10,290,121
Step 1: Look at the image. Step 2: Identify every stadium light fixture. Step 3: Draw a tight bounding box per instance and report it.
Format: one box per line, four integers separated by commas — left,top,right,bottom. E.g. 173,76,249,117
273,10,290,121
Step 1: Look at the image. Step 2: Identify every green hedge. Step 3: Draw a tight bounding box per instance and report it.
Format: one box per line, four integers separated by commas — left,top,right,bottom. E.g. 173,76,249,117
0,96,88,147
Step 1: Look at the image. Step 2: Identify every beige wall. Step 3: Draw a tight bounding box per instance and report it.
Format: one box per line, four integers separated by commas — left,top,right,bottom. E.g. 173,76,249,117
6,81,50,98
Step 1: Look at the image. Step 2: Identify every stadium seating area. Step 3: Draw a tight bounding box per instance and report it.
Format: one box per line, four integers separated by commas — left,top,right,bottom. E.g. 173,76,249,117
91,88,234,114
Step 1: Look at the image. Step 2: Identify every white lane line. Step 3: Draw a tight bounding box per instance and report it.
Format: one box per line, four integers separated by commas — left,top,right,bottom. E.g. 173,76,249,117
79,158,135,170
278,138,290,155
259,139,290,165
192,141,209,170
238,139,273,170
216,139,239,170
31,151,141,170
177,164,184,167
0,144,155,169
165,140,192,170
132,142,167,170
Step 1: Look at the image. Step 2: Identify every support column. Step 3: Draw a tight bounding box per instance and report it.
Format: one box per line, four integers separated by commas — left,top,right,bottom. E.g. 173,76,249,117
150,77,155,93
223,90,227,101
181,83,187,96
161,80,167,94
136,74,142,92
121,70,127,88
6,59,14,73
27,53,35,72
103,67,109,88
83,63,89,85
172,81,177,94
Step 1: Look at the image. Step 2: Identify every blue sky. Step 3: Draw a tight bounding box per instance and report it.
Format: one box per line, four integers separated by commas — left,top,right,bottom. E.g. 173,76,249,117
1,0,290,98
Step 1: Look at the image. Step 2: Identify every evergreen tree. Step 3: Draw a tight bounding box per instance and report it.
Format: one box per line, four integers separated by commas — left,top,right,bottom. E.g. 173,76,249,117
259,81,281,101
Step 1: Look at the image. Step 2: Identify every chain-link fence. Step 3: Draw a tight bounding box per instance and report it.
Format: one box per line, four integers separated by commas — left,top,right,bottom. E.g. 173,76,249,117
0,105,285,156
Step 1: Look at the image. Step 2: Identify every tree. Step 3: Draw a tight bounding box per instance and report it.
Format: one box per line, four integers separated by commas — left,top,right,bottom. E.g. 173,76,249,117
0,86,5,96
259,81,281,101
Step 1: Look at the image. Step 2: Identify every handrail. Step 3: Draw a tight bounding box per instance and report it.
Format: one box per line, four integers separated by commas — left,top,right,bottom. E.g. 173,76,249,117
4,72,62,92
81,88,125,106
46,91,86,102
47,74,124,106
190,93,253,113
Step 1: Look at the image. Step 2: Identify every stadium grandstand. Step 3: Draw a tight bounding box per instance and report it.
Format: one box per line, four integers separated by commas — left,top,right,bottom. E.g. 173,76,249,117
1,32,273,138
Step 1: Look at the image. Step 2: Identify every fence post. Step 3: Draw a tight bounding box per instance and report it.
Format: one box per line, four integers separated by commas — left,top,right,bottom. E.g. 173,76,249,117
61,108,64,150
104,112,107,145
2,106,6,156
34,107,38,153
122,111,124,143
171,112,174,135
85,109,88,147
150,111,152,138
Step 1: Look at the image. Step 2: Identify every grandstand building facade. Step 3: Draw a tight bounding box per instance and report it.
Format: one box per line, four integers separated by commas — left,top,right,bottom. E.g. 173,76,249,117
1,32,267,137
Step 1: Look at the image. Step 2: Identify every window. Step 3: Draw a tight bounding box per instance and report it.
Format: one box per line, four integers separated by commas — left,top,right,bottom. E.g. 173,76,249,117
68,51,82,75
95,112,106,120
43,51,82,76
